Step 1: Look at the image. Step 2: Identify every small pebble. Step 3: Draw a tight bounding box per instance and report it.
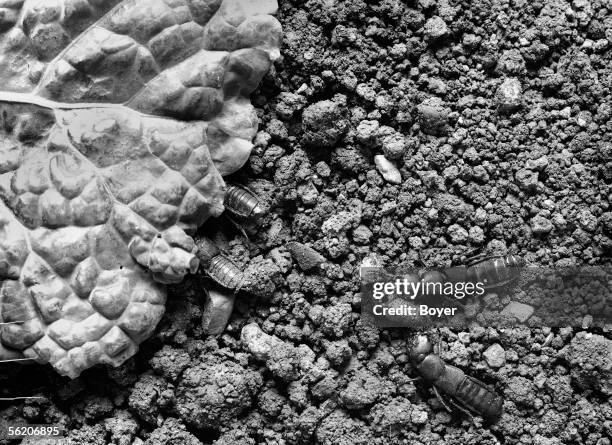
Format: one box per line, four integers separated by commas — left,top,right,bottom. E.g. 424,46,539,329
448,224,468,243
423,16,448,40
410,408,428,425
359,254,385,281
469,226,485,244
276,92,307,120
531,215,554,235
496,78,522,112
360,254,384,269
356,120,379,145
352,225,373,244
501,301,535,322
241,323,280,361
417,97,450,135
525,156,549,171
497,49,525,75
302,100,349,147
380,131,406,160
458,332,470,344
315,161,331,177
297,181,319,205
374,155,402,184
483,343,506,368
515,168,538,191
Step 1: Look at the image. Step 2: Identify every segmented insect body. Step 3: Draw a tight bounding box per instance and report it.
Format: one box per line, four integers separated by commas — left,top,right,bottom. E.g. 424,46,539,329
195,237,244,290
466,254,523,289
409,334,503,423
194,184,265,290
207,256,244,290
224,184,265,219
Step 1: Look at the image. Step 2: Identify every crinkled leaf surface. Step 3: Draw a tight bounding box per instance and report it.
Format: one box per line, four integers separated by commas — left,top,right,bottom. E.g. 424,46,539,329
0,0,281,378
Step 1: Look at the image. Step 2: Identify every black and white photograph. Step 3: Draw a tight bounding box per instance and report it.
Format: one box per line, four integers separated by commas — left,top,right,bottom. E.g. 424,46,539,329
0,0,610,444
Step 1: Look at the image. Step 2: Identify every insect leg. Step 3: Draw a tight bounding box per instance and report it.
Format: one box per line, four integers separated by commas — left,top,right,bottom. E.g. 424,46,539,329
416,251,428,267
432,385,452,413
0,358,35,363
224,215,250,241
434,333,443,355
465,252,487,267
448,398,477,424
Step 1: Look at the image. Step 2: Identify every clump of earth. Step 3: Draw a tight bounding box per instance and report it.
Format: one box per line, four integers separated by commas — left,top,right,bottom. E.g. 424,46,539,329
1,0,611,444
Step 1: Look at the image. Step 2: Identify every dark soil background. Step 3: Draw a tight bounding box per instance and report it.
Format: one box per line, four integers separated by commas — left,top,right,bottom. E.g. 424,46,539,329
1,0,611,444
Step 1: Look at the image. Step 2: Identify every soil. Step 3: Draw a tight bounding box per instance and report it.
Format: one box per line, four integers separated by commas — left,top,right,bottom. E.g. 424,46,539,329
1,0,611,444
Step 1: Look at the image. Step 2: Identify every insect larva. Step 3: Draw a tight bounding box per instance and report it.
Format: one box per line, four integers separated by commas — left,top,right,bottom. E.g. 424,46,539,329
465,254,523,289
207,255,243,290
409,334,503,423
224,184,265,219
195,236,244,290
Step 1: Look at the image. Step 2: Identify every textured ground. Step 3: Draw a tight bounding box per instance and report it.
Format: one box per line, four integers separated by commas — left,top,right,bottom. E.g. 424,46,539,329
1,0,611,444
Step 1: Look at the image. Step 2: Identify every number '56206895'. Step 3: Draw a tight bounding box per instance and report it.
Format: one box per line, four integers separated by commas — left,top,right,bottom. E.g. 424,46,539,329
5,425,62,438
